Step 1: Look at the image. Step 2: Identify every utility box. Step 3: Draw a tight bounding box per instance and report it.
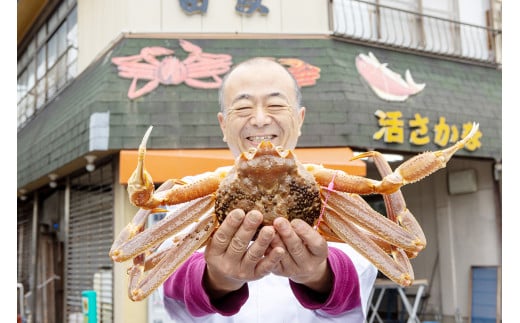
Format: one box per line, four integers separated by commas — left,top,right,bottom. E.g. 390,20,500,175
82,290,97,323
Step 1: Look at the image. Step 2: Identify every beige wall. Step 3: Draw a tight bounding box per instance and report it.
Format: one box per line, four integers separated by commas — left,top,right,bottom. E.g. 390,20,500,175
113,169,147,323
77,0,330,73
434,158,500,319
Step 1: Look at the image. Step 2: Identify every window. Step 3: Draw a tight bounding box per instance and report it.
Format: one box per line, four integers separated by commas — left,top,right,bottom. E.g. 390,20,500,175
331,0,501,66
17,1,78,128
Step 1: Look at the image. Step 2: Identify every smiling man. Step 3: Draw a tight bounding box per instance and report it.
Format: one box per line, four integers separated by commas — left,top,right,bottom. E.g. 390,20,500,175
217,58,305,156
161,57,377,322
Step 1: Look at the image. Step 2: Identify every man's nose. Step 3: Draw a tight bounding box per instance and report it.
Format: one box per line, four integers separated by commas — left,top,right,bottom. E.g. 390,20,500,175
250,106,272,126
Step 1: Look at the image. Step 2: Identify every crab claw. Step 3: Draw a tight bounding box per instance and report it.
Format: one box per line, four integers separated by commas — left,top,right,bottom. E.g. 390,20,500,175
127,126,157,208
179,39,202,55
140,47,175,62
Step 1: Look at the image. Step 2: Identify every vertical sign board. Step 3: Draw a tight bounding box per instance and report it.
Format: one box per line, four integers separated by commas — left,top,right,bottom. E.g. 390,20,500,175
469,266,501,323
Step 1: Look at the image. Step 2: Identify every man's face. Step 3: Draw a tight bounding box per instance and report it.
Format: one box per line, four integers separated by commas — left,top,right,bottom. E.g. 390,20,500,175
218,61,305,157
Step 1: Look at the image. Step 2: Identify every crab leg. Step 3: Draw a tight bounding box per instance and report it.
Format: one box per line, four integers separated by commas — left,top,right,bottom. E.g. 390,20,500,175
322,190,424,253
317,215,414,259
318,220,399,254
361,122,479,194
127,126,225,209
110,194,214,262
308,122,479,196
368,150,427,257
127,211,218,301
110,180,176,259
127,126,157,207
320,206,414,286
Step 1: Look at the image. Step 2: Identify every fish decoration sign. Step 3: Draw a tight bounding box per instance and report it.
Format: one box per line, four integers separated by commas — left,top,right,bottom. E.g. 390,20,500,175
355,52,425,102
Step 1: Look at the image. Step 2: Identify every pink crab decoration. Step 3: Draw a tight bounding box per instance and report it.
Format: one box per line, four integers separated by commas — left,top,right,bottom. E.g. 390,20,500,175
112,40,233,99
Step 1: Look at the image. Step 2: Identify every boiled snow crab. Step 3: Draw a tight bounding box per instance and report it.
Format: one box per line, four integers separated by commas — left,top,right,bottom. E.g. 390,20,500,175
110,123,479,301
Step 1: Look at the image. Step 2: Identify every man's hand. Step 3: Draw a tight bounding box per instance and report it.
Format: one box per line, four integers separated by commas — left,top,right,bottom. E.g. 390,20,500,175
270,217,333,294
203,209,285,299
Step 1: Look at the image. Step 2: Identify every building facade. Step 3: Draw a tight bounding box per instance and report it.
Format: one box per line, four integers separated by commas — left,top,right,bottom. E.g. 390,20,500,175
17,1,502,322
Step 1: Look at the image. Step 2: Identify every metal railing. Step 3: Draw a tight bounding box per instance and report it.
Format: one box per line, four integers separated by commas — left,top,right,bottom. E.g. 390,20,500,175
331,0,502,67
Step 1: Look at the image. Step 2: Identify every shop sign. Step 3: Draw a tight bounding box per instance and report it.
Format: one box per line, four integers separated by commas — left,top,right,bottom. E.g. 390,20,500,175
373,109,482,151
179,0,269,15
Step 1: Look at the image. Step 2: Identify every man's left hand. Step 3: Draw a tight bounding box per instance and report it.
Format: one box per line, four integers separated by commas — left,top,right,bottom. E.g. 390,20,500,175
270,217,333,294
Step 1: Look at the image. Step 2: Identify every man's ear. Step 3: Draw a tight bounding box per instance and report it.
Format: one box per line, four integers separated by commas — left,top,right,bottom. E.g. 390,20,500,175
298,107,306,136
217,112,227,142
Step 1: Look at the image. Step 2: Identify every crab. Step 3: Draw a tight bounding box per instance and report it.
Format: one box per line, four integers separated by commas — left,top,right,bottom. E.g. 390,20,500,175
111,40,233,99
110,123,479,301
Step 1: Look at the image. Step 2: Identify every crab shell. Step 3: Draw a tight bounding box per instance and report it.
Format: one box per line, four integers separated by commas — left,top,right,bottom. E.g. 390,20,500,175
215,143,322,230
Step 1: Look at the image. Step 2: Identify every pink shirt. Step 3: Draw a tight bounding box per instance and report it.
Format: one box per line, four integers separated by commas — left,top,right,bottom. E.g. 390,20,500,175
163,246,362,318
